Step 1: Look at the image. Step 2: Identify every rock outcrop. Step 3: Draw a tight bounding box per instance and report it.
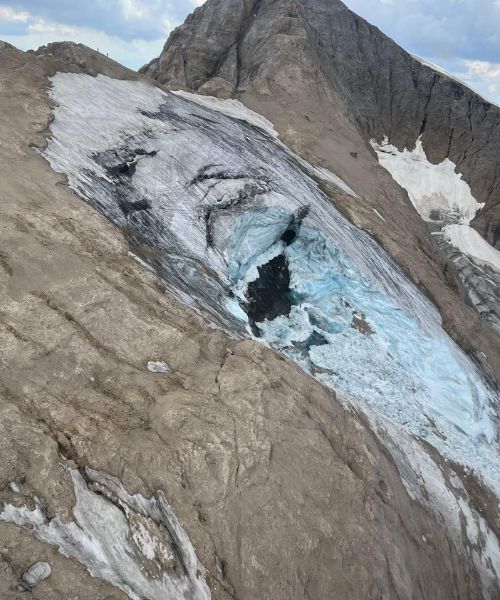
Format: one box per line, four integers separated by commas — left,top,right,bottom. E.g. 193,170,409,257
0,41,499,600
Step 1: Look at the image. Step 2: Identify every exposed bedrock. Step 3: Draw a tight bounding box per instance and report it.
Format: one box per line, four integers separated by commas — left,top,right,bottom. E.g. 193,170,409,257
244,208,307,333
245,253,292,332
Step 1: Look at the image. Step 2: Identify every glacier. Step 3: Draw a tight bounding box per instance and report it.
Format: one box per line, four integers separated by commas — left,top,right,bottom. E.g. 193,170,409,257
226,208,497,486
41,73,499,493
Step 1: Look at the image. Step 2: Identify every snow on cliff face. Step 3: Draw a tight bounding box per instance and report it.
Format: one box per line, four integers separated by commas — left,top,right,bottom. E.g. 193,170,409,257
442,224,500,272
43,74,499,493
371,137,483,225
372,136,500,332
371,137,500,273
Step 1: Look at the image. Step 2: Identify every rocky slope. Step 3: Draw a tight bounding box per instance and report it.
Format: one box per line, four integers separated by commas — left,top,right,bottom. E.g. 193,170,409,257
0,34,499,600
142,0,500,337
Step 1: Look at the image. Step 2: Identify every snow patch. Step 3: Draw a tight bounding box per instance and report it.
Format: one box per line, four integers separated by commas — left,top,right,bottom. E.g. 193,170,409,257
0,468,211,600
172,90,278,138
371,136,500,274
371,137,483,225
442,224,500,272
147,360,171,373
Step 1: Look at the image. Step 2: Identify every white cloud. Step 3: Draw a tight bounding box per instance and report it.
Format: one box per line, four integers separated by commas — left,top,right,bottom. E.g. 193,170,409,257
0,5,29,22
463,59,500,80
115,0,173,33
461,59,500,104
119,0,146,21
28,18,75,35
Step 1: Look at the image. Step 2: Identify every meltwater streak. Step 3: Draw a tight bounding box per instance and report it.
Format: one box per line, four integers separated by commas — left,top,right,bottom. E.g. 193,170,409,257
43,73,499,491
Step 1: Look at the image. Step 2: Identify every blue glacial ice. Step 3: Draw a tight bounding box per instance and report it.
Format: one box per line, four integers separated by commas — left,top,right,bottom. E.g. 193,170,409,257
227,207,499,490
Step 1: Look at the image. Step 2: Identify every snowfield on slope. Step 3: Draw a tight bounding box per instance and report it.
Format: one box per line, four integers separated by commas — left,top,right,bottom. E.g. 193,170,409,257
371,137,484,225
42,73,499,497
371,137,500,273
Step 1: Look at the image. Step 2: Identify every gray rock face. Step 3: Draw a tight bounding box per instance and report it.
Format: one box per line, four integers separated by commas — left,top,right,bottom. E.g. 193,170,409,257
142,0,499,249
20,563,51,590
433,232,500,333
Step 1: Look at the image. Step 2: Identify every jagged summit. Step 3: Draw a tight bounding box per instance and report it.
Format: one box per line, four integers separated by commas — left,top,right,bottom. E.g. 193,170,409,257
142,0,499,250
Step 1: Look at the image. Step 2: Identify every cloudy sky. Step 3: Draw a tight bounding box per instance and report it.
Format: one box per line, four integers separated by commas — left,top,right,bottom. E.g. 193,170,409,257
1,0,499,103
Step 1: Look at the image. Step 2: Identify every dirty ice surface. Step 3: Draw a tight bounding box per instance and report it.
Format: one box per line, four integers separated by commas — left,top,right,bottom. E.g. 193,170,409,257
0,468,211,600
174,90,359,198
172,89,279,138
43,73,499,492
